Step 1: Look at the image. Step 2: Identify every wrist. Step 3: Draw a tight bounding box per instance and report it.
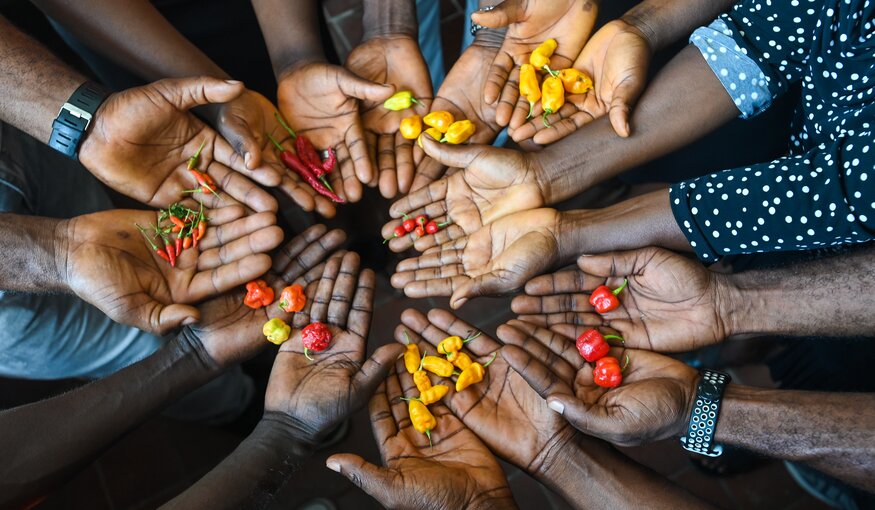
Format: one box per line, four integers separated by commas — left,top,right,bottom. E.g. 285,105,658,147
53,219,72,292
176,327,224,378
252,412,316,458
362,0,418,40
472,27,506,49
620,10,658,53
719,272,775,337
275,53,327,81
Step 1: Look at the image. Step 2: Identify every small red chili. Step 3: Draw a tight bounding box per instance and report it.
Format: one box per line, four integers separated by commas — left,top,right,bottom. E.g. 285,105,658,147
244,279,275,309
174,236,183,257
182,236,192,250
402,216,416,232
424,220,451,235
415,215,428,226
593,355,629,389
414,225,425,237
576,329,624,362
589,279,628,314
384,225,408,244
301,321,332,360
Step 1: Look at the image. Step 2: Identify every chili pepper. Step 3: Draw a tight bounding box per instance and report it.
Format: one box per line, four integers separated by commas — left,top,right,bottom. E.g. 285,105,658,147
593,355,629,389
589,279,628,314
267,134,345,203
399,115,422,140
384,225,408,244
558,68,593,95
403,332,421,374
288,127,335,192
437,331,481,355
441,120,476,144
414,225,426,237
423,111,455,133
425,220,452,235
263,318,292,345
540,76,565,128
163,238,176,267
169,215,186,232
301,321,332,360
244,279,274,309
447,350,473,371
187,139,207,170
402,215,416,233
530,38,559,75
422,355,454,377
455,353,497,392
322,147,337,173
415,215,429,226
413,369,432,393
383,90,421,111
418,384,448,405
278,284,307,313
417,127,443,149
182,236,192,250
519,63,541,119
174,236,183,257
137,224,171,265
187,169,219,196
576,329,624,362
408,399,436,446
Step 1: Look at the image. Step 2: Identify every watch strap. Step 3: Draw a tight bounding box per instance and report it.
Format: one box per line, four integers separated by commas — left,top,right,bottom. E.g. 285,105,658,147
49,81,109,160
680,369,731,457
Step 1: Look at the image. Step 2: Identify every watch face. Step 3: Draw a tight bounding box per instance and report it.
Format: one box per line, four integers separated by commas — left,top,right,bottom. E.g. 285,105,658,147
700,381,721,399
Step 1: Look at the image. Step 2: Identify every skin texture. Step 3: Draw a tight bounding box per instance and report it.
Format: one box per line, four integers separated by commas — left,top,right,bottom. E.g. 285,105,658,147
326,370,518,509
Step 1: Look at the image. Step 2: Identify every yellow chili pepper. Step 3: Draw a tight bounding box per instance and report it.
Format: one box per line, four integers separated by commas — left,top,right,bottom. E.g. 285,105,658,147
413,369,432,393
438,331,481,355
262,318,291,345
448,350,473,371
423,111,455,133
558,68,593,95
417,127,443,148
455,353,497,392
408,399,437,445
399,115,422,140
441,120,476,144
519,64,541,119
422,355,454,377
530,38,558,73
540,76,565,128
403,341,421,374
383,90,420,111
419,384,449,405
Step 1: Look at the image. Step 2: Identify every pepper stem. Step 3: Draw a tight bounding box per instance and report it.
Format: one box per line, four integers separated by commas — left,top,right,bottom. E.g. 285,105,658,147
425,429,432,448
482,352,498,368
320,175,335,193
273,112,297,140
463,331,482,343
135,224,159,251
604,334,625,344
527,101,535,119
410,97,421,106
418,353,426,372
266,133,285,153
620,354,630,372
542,65,559,78
193,138,207,159
437,220,453,228
304,348,314,361
542,110,553,128
612,278,629,296
403,331,411,345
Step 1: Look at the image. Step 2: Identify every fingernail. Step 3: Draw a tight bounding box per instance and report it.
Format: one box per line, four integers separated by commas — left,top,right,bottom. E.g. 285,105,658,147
244,152,252,166
326,460,341,473
224,79,243,85
182,316,197,326
548,400,565,414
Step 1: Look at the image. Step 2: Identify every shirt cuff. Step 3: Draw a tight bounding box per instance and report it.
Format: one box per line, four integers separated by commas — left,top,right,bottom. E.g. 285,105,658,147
670,181,719,262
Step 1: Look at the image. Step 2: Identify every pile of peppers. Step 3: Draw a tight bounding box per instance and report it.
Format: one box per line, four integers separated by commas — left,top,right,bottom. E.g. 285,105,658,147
519,38,594,127
383,90,477,146
384,213,451,243
251,280,334,359
574,278,630,388
402,331,494,445
136,202,207,267
268,113,343,204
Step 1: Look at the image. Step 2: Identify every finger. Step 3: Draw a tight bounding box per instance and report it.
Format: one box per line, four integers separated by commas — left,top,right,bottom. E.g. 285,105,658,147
188,253,273,300
395,248,462,272
425,308,502,356
384,363,408,426
397,275,468,299
411,221,464,253
197,225,284,270
336,143,363,203
292,278,323,329
153,303,201,335
338,69,395,102
509,89,536,130
212,130,282,187
500,345,575,401
495,65,521,126
310,253,342,323
365,131,379,188
521,270,591,297
325,454,397,507
152,76,244,111
500,319,581,369
368,381,397,448
545,394,615,440
532,109,596,146
347,268,376,340
327,251,361,329
450,271,508,310
350,344,407,411
609,77,646,138
277,173,317,214
410,156,447,192
510,293,592,316
394,131,415,195
204,160,278,213
470,1,522,28
273,225,347,280
420,135,485,170
388,178,448,219
272,224,327,271
197,210,278,250
377,134,398,198
483,50,515,105
577,250,644,278
346,123,375,187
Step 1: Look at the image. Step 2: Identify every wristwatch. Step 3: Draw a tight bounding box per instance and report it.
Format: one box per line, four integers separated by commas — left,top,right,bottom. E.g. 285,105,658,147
680,369,731,457
48,81,109,160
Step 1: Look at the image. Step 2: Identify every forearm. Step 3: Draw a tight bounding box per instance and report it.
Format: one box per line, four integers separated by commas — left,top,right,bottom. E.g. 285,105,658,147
31,0,228,81
556,189,691,260
716,385,875,491
0,330,220,507
722,247,875,337
540,435,711,509
622,0,737,52
536,46,738,204
362,0,417,39
162,413,313,509
0,16,85,142
0,214,68,292
251,0,326,77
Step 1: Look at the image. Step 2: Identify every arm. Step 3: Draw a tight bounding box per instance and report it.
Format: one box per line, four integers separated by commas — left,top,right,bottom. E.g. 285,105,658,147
362,0,417,40
250,0,325,76
717,386,875,491
621,0,737,52
0,214,65,293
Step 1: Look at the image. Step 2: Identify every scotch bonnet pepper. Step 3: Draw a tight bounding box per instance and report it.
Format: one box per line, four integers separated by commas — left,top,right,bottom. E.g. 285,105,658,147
400,115,423,140
593,355,629,389
455,353,497,392
278,284,306,313
558,68,593,95
576,329,624,362
423,111,455,133
441,120,476,144
418,384,449,405
384,90,420,111
408,399,437,445
530,38,558,73
244,280,274,309
263,318,291,345
589,279,628,314
422,355,455,377
540,76,565,128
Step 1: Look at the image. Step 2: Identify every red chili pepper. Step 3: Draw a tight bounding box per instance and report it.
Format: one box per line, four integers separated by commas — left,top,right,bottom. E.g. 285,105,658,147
589,279,628,314
174,237,183,257
402,216,416,232
384,225,407,244
415,215,428,226
576,329,624,362
301,321,332,360
322,147,337,173
137,224,171,266
414,225,426,237
268,134,345,203
155,248,171,263
170,215,185,231
244,279,275,309
164,239,176,267
593,355,629,388
425,220,452,235
182,236,192,250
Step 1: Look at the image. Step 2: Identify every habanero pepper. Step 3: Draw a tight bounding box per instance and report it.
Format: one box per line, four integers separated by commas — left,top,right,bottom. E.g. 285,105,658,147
413,369,432,393
557,68,593,95
593,355,629,389
417,127,443,148
423,111,455,133
447,350,473,371
455,353,497,392
589,279,628,314
530,38,558,74
403,332,421,374
244,279,275,309
421,355,454,377
278,284,307,313
383,90,421,111
301,321,332,360
418,384,449,405
441,120,476,144
267,134,345,204
399,115,423,140
576,329,624,362
540,76,565,128
263,318,292,345
437,331,481,355
519,63,541,119
408,399,437,445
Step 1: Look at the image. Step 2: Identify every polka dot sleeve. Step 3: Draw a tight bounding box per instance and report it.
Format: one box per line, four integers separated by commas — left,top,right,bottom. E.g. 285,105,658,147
670,130,875,262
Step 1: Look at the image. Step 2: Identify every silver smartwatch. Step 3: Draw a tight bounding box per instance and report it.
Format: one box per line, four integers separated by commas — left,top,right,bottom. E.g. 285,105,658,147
680,369,731,457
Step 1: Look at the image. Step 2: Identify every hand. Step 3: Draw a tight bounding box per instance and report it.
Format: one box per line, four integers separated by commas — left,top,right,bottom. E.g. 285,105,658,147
263,251,405,444
382,136,546,253
394,309,578,480
412,42,504,191
498,319,699,446
509,19,651,144
345,35,433,199
213,89,339,218
62,206,283,336
188,224,346,368
472,0,598,124
391,208,561,308
79,77,278,212
511,247,730,352
277,61,395,203
326,370,518,510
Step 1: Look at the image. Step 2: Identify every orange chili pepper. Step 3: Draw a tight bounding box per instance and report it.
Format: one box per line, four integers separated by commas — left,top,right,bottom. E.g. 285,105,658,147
558,68,593,95
278,284,306,313
423,111,455,133
400,115,423,140
540,75,565,128
243,279,274,309
519,64,541,119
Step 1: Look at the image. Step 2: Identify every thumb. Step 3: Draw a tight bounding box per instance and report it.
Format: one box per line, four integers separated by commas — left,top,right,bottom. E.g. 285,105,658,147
152,76,245,111
546,394,615,439
470,1,521,28
326,453,396,505
420,133,484,169
577,250,640,279
608,76,645,138
338,69,395,102
154,303,200,335
350,344,407,403
451,271,507,309
217,115,263,170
